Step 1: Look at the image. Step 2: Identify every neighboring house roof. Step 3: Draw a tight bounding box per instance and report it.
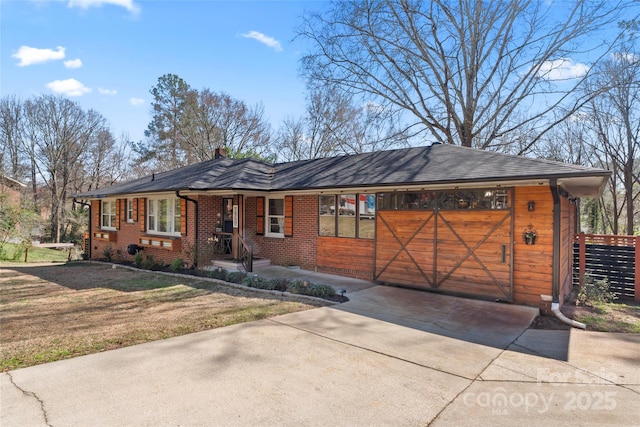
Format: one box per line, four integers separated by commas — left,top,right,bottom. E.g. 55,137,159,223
0,175,26,189
74,144,610,199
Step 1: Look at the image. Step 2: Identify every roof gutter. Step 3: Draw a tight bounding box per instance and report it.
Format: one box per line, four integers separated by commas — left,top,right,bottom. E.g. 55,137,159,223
176,191,198,268
550,179,561,304
549,179,587,329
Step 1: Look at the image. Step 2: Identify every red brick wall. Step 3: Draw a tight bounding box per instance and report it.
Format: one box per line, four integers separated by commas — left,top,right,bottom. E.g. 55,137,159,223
245,195,318,270
196,195,224,255
90,196,192,266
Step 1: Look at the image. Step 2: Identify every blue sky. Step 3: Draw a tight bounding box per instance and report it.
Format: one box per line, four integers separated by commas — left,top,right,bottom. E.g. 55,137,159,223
3,0,636,147
2,0,325,142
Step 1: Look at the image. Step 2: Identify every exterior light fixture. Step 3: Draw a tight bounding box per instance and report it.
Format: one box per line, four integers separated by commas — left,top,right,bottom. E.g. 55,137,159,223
528,201,535,211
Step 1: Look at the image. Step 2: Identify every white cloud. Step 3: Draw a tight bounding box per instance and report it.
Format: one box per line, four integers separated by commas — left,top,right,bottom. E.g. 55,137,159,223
98,87,117,95
241,30,283,52
12,45,65,67
64,58,83,69
567,111,590,123
538,58,589,81
67,0,140,14
612,52,639,63
46,78,91,96
363,101,384,115
129,97,144,106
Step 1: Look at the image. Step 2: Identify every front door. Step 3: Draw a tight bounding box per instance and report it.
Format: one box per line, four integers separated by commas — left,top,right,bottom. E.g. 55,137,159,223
217,197,234,255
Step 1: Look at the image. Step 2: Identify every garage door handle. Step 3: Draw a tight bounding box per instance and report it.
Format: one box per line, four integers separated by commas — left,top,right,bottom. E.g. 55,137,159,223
501,245,506,264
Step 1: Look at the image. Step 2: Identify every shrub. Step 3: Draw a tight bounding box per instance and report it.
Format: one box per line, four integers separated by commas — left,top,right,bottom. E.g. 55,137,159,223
226,271,247,284
577,273,617,306
141,255,161,270
170,257,184,272
286,280,336,298
180,240,197,270
10,242,27,261
286,280,310,295
10,244,24,261
307,284,337,298
269,278,289,292
242,275,279,290
133,251,143,266
103,245,115,262
207,267,228,281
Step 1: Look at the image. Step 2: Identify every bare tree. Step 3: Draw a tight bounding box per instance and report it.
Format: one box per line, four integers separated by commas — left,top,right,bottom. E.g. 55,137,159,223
182,89,272,160
77,131,132,192
299,0,633,152
0,95,25,180
276,117,311,162
22,95,112,242
276,83,407,161
277,85,353,161
141,75,273,166
584,42,640,235
533,115,594,165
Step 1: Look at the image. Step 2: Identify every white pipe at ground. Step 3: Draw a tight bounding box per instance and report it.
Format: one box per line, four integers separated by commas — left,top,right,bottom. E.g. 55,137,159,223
551,302,586,329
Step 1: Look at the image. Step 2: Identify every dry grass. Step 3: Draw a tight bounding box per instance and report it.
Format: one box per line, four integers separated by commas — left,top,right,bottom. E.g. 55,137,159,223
0,262,323,371
565,302,640,333
532,299,640,333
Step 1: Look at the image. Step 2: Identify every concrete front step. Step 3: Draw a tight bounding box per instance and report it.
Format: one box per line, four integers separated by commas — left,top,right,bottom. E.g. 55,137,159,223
208,258,271,272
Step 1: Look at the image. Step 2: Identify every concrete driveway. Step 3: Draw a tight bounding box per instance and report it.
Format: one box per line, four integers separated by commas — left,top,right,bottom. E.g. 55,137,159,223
2,285,639,426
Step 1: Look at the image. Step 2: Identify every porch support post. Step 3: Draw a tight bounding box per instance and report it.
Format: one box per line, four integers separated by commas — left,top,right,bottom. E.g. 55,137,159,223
231,195,243,261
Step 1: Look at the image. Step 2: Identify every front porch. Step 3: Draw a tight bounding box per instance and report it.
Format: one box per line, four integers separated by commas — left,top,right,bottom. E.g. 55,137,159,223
209,257,271,272
206,231,263,272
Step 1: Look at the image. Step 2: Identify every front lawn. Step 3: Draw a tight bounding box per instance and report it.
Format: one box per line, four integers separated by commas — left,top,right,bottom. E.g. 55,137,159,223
532,298,640,332
565,301,640,333
0,242,80,263
0,262,324,371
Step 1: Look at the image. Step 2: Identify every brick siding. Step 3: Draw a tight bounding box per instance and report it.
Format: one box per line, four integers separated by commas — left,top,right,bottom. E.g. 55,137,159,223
245,195,318,270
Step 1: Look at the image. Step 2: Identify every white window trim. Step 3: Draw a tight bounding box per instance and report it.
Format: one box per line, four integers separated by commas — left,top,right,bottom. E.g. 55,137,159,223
265,197,285,238
101,199,116,230
126,198,134,223
147,196,181,237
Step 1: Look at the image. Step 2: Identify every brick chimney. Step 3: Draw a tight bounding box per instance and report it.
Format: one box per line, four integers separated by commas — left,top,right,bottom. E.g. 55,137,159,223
214,147,227,159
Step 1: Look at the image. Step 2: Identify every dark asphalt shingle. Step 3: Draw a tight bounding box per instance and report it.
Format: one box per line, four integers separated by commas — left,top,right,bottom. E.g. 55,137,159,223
74,144,609,198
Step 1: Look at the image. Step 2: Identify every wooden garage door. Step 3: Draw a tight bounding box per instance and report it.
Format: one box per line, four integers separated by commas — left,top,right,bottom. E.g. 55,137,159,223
375,206,513,301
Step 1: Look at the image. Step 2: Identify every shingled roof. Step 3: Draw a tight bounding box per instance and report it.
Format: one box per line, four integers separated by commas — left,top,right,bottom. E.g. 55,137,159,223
76,157,274,198
75,144,610,198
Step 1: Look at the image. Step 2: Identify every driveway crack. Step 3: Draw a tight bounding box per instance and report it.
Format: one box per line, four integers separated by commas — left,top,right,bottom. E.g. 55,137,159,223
267,318,472,382
426,325,531,426
5,372,52,426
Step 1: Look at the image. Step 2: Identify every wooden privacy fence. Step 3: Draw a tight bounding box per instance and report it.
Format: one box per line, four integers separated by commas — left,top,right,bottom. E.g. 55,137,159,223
573,234,639,301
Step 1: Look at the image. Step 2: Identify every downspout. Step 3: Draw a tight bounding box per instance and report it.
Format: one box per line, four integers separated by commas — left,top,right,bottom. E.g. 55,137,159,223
176,191,198,268
73,198,91,259
549,180,586,329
